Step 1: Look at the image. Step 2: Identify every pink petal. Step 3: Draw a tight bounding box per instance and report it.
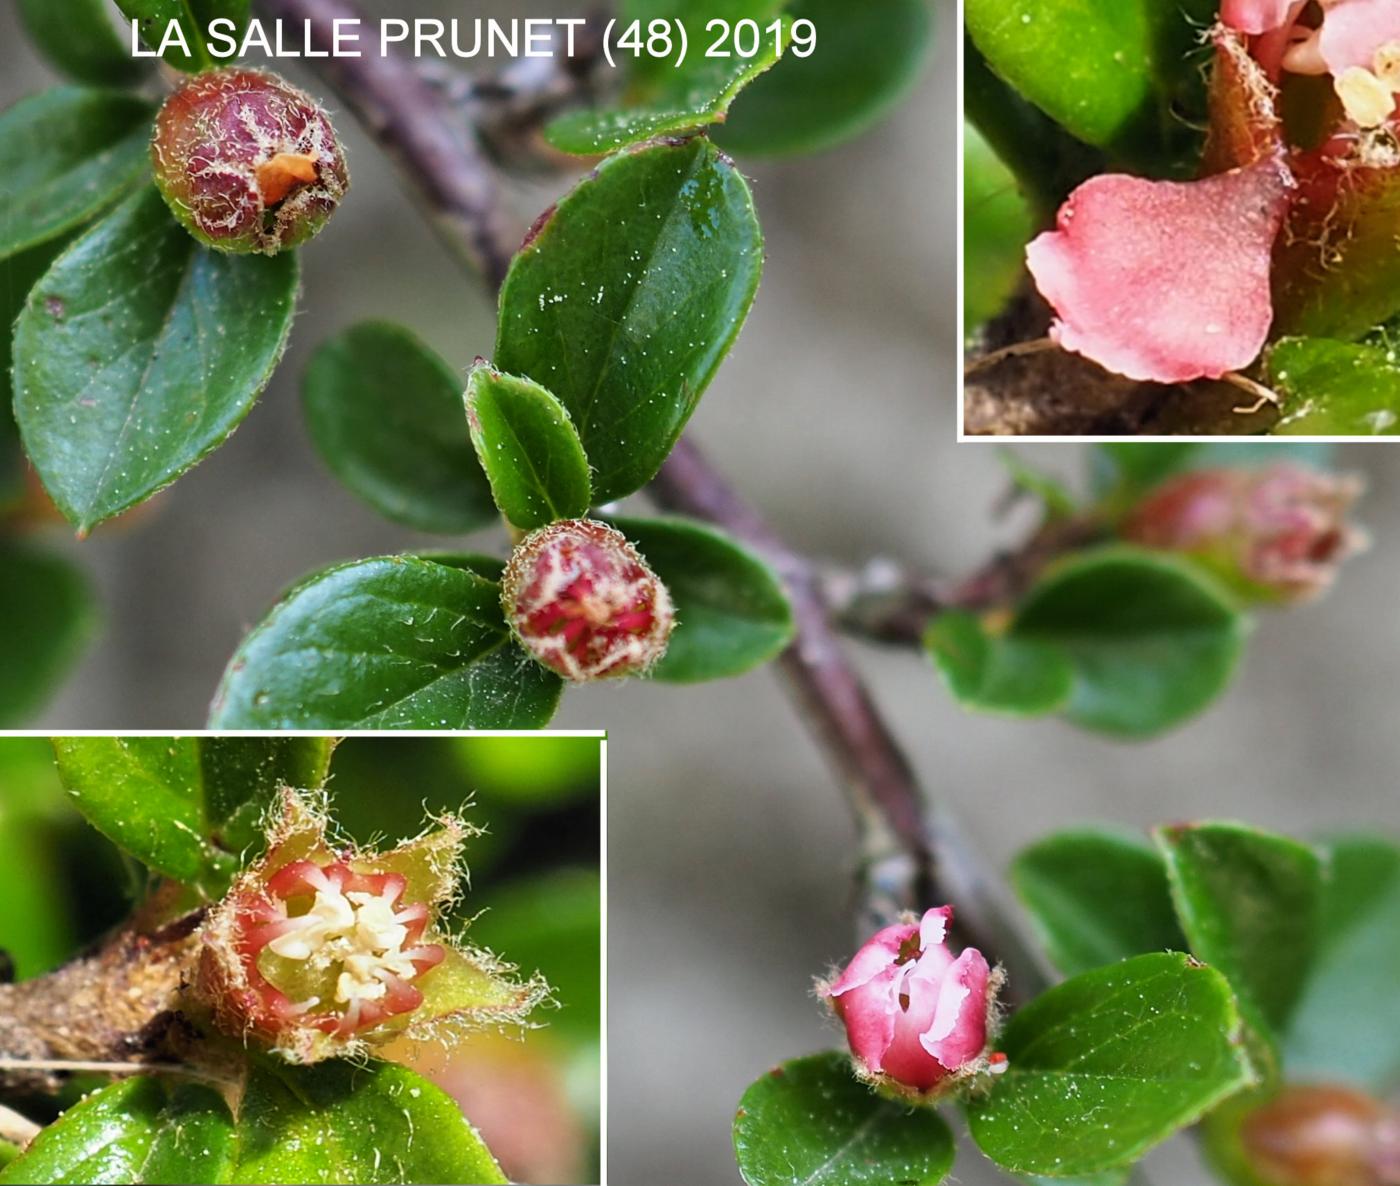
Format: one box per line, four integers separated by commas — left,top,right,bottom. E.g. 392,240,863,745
1025,155,1293,383
1318,0,1400,73
919,948,992,1072
826,921,914,997
1221,0,1303,34
830,966,902,1073
917,906,953,951
879,970,948,1092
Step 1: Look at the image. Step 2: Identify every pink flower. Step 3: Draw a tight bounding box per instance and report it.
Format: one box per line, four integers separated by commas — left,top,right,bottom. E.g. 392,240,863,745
1221,0,1305,36
1024,156,1293,384
823,907,998,1098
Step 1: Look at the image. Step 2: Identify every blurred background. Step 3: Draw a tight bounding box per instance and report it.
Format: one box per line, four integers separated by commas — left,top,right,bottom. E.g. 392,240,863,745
0,735,602,1184
4,0,1398,1183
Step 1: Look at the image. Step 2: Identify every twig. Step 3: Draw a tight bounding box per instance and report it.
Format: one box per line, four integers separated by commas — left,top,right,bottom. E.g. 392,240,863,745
964,335,1059,377
0,1058,215,1082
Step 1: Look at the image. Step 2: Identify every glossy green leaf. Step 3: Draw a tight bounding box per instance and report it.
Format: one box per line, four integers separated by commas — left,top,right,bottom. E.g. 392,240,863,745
211,555,563,729
717,0,931,157
15,186,298,533
52,736,333,895
465,364,591,530
302,322,497,535
608,515,793,682
497,138,762,503
116,0,250,72
965,123,1034,333
733,1051,954,1186
967,953,1255,1177
1157,823,1323,1047
1013,827,1188,978
1268,337,1400,436
925,611,1075,717
546,0,787,154
0,544,96,726
1285,836,1400,1090
0,88,153,260
18,0,150,87
1012,548,1248,737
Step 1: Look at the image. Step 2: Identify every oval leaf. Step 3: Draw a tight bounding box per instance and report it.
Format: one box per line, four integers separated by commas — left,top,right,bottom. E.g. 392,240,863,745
718,0,931,157
925,611,1075,717
0,544,96,726
608,515,793,682
17,0,150,87
0,87,153,260
967,952,1256,1177
211,555,564,729
1011,547,1249,737
466,363,592,530
15,186,298,533
302,322,497,535
1012,826,1188,978
496,137,763,503
733,1051,954,1186
1268,337,1400,437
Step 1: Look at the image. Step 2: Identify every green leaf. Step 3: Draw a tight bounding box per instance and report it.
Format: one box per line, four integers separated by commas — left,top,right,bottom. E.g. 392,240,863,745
496,138,762,503
0,88,153,260
717,0,931,157
1012,548,1249,737
925,611,1075,717
546,0,787,155
1284,836,1400,1090
52,736,333,895
0,544,96,726
965,124,1035,333
18,0,150,87
301,322,497,535
733,1052,954,1186
1090,442,1202,501
967,952,1255,1177
465,364,591,530
998,448,1078,519
608,515,794,682
211,555,564,729
116,0,250,72
0,1061,506,1185
1013,827,1188,978
1268,336,1400,436
15,186,298,533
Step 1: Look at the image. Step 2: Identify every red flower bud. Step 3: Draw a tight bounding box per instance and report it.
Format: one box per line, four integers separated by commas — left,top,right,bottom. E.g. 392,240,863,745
152,68,349,255
1121,464,1366,604
502,519,675,682
821,907,1003,1102
1239,1085,1400,1186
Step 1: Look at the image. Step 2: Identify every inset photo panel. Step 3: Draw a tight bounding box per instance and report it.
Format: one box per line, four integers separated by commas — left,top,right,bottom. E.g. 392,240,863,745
962,0,1400,438
0,733,603,1186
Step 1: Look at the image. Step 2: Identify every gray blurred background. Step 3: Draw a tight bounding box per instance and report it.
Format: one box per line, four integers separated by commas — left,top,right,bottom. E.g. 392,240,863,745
6,1,1398,1182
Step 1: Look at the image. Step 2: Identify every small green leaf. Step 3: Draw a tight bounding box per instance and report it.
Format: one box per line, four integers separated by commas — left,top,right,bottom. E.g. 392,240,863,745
116,0,250,72
965,125,1035,333
15,186,298,533
925,611,1075,717
211,556,564,729
1268,336,1400,436
18,0,150,87
52,736,334,895
1156,823,1323,1051
1284,836,1400,1090
0,87,153,260
733,1051,955,1186
717,0,931,157
0,544,96,726
497,138,762,503
546,0,787,155
466,364,592,529
998,448,1078,518
1012,548,1249,737
1013,827,1188,978
608,515,794,682
967,953,1256,1177
302,322,497,535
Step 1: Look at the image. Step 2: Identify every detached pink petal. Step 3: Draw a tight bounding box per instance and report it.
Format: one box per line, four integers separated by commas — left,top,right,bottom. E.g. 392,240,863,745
1221,0,1304,34
1025,155,1294,383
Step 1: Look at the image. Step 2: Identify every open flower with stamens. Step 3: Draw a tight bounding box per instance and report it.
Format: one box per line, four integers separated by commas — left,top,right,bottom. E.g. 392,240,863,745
197,789,546,1064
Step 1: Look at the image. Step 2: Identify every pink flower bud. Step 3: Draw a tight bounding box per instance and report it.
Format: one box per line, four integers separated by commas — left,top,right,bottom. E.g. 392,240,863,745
152,68,349,255
1239,1085,1400,1186
822,907,1001,1101
502,519,675,682
1121,464,1366,604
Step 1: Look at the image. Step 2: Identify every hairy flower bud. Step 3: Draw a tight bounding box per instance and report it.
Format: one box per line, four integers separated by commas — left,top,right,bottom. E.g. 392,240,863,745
152,68,349,255
502,519,675,682
1238,1085,1400,1186
197,790,544,1064
1121,464,1366,604
821,907,1003,1102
